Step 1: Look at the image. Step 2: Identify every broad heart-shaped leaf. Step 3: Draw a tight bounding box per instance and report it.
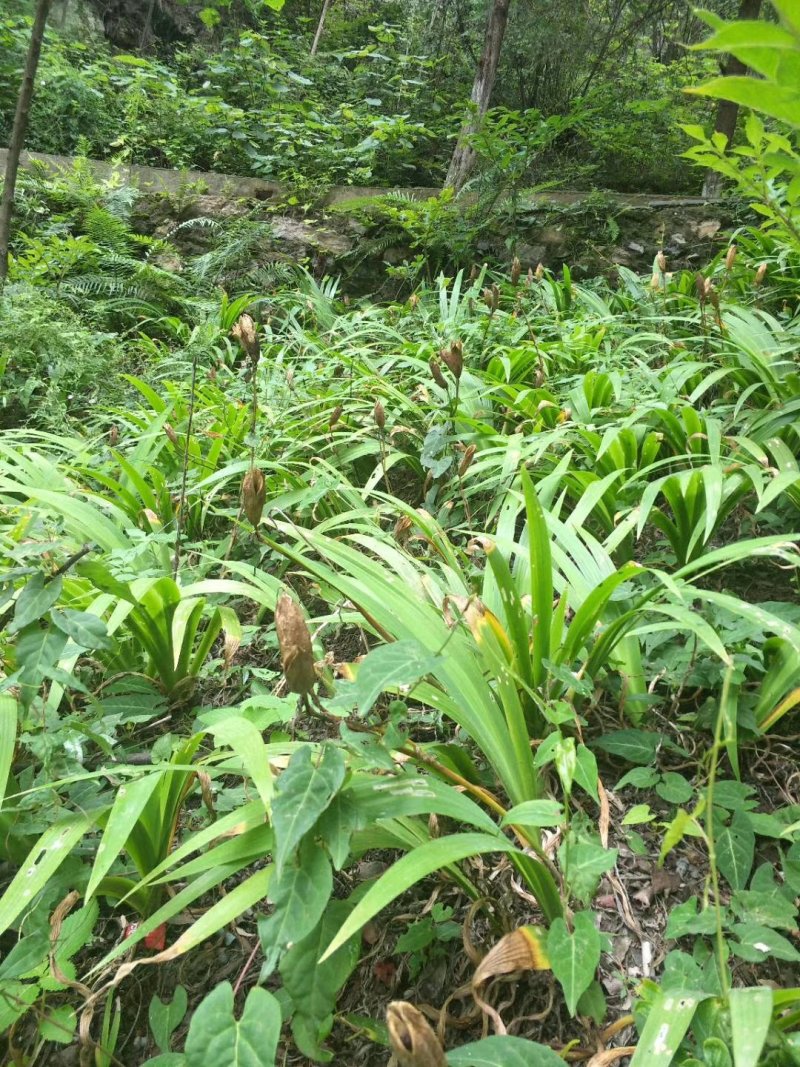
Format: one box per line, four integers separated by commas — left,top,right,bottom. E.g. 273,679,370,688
717,811,755,891
329,639,442,717
729,987,772,1067
280,900,361,1063
50,608,112,650
316,791,362,870
558,834,617,906
184,982,280,1067
149,986,188,1054
271,744,345,874
630,989,707,1067
546,912,601,1016
501,800,564,829
259,839,332,976
447,1035,565,1065
591,729,661,765
11,572,63,632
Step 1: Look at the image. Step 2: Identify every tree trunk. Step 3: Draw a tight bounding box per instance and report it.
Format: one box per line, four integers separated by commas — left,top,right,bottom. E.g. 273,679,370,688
445,0,511,193
702,0,763,198
0,0,53,292
310,0,333,56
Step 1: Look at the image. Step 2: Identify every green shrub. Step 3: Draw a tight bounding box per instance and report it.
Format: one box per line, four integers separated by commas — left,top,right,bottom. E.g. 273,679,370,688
0,287,127,429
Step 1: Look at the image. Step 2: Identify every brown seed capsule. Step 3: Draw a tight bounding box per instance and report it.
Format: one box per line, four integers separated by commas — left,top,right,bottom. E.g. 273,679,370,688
108,425,119,446
197,770,215,815
275,592,316,696
429,357,447,390
329,404,343,430
755,262,768,286
708,286,720,312
242,467,266,526
373,400,386,430
440,343,463,380
526,267,534,287
510,256,521,286
650,272,661,290
408,292,420,309
656,250,667,273
458,443,477,477
386,1002,446,1067
482,287,494,310
164,423,179,446
394,515,413,544
491,283,500,310
469,263,479,282
286,368,295,389
535,262,545,280
725,244,737,270
231,313,260,364
695,272,708,304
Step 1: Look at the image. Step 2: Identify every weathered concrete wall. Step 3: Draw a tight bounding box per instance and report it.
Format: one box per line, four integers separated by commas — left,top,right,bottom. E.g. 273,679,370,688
1,147,714,210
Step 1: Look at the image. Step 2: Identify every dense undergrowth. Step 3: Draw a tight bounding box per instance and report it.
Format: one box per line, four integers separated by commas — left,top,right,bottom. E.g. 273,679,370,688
1,0,721,192
1,4,800,1066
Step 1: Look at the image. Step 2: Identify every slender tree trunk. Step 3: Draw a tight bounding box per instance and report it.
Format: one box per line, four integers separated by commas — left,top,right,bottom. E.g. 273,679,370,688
310,0,333,56
445,0,510,192
0,0,53,292
702,0,763,198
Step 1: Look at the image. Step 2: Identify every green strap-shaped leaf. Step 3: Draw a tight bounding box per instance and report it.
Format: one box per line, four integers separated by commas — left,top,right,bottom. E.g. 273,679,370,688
447,1035,565,1066
86,772,164,900
630,989,706,1067
320,832,524,962
0,815,92,937
729,987,773,1067
209,718,275,813
0,695,16,812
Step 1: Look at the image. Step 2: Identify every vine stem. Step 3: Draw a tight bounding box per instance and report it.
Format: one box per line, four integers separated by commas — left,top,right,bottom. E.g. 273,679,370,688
706,665,733,997
172,344,199,578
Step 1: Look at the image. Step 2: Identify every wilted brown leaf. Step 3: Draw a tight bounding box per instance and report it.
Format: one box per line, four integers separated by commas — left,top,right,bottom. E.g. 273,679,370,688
386,1002,446,1067
275,592,316,696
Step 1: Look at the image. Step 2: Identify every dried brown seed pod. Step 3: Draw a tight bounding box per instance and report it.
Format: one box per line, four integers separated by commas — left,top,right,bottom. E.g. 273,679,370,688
164,423,179,446
458,443,477,477
242,467,266,527
526,266,534,287
510,256,521,285
469,263,479,282
725,244,737,270
231,313,260,364
197,770,214,815
440,343,463,380
656,250,667,273
695,272,708,304
386,1002,446,1067
535,262,545,280
275,592,316,696
408,293,420,309
373,400,386,430
429,357,447,390
755,262,768,285
482,287,494,310
329,404,343,430
108,425,119,446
